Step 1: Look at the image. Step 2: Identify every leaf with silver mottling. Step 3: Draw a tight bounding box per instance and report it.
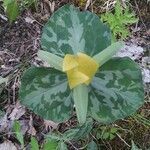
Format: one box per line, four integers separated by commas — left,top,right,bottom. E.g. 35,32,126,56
88,57,144,123
41,5,111,57
19,67,73,122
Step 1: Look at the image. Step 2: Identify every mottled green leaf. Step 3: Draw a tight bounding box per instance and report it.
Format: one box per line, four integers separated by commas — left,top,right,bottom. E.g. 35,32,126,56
45,133,63,141
62,118,93,141
87,141,98,150
41,5,111,57
62,128,79,141
58,142,68,150
73,84,88,124
19,67,73,122
88,57,144,123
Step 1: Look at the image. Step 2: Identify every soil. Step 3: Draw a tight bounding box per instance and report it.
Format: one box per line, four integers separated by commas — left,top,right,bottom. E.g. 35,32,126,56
0,0,150,150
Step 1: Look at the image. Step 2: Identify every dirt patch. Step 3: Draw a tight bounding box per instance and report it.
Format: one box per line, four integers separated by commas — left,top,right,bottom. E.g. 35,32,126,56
0,1,150,149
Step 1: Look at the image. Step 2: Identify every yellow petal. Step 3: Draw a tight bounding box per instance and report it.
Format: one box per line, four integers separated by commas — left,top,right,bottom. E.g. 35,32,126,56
67,68,89,89
63,54,78,72
77,53,99,84
63,52,99,89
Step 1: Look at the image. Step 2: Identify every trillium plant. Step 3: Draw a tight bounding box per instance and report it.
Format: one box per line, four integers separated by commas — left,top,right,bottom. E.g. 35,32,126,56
19,5,144,124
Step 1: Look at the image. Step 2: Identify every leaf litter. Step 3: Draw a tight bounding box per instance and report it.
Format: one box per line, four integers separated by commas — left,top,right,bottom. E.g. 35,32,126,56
0,0,150,149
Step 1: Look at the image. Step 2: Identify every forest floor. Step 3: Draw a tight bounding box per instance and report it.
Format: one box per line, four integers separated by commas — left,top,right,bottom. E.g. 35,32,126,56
0,0,150,150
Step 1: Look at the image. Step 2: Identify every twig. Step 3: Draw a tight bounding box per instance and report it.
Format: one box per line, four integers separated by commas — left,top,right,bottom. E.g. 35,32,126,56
67,141,79,150
85,0,91,10
0,13,8,21
116,133,131,147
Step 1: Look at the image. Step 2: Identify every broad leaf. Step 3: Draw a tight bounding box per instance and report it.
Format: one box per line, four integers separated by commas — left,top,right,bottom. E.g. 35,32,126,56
62,118,93,141
30,137,39,150
73,84,88,124
87,141,98,150
45,133,63,141
88,57,144,123
19,67,73,122
41,5,111,57
43,140,58,150
58,142,68,150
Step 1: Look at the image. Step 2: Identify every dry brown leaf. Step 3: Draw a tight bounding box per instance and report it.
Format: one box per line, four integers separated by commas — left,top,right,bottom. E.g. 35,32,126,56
8,102,25,121
0,114,11,133
85,0,91,10
25,17,35,24
0,141,17,150
28,115,36,136
49,1,55,13
44,120,58,130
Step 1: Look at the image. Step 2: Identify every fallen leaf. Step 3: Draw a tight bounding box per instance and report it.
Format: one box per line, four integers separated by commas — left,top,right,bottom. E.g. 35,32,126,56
0,114,12,133
28,115,36,136
8,102,25,121
25,17,35,24
0,140,17,150
44,120,58,130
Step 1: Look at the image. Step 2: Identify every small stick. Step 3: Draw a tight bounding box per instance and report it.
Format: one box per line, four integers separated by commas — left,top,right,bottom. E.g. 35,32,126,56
0,13,8,21
116,133,131,147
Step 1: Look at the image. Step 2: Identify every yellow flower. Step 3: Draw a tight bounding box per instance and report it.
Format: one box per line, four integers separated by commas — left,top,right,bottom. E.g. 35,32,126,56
63,53,99,89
